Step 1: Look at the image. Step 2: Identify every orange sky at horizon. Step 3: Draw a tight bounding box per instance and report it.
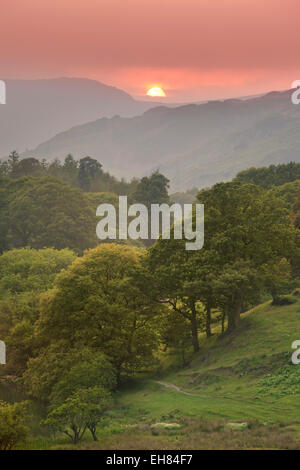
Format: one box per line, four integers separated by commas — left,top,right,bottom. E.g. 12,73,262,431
0,0,299,102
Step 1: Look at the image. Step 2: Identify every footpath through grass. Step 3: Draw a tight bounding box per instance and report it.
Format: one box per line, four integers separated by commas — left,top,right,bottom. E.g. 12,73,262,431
23,299,300,449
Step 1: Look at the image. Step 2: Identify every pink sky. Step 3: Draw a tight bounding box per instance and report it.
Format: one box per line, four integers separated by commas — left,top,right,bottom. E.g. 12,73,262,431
0,0,299,102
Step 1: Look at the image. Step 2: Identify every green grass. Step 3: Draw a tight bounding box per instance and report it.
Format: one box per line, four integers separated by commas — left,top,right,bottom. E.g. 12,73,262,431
7,299,300,449
111,300,300,427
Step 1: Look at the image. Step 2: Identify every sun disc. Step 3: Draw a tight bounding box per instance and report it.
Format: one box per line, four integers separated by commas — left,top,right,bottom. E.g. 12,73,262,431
146,87,166,97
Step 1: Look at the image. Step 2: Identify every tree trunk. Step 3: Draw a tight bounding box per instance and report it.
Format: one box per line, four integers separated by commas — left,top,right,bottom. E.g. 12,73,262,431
73,430,80,444
180,347,186,367
271,291,280,305
88,426,98,441
227,311,238,331
227,297,242,332
205,305,212,337
221,310,226,334
116,366,122,388
190,302,199,352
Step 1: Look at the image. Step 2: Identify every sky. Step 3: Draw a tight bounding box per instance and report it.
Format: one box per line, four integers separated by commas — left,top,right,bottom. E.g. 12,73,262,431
0,0,299,102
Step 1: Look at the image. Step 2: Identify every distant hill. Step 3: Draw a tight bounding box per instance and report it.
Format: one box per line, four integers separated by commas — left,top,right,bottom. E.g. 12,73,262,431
0,78,160,157
23,89,300,191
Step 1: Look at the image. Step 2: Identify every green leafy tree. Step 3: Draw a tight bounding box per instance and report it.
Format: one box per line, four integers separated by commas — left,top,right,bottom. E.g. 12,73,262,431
10,158,45,179
0,247,76,296
43,386,111,444
43,395,88,444
132,171,170,207
261,258,292,305
0,247,75,374
0,153,139,197
132,171,170,247
50,353,116,405
0,401,29,450
30,244,159,386
234,162,300,189
7,151,20,173
62,154,79,186
24,347,101,403
268,180,300,210
159,310,191,367
212,261,262,331
76,387,112,441
0,177,10,253
197,182,297,330
144,238,206,352
78,156,103,191
146,182,297,352
7,177,96,252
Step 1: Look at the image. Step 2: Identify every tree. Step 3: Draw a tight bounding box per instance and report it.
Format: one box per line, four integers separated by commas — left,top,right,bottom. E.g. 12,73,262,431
159,310,192,367
0,247,76,296
0,153,138,196
291,185,300,229
43,395,88,444
145,181,297,352
7,177,96,252
212,261,262,331
268,180,300,210
261,258,292,305
43,386,111,444
0,248,75,374
7,151,20,173
196,182,297,330
24,347,107,403
0,177,10,253
234,162,300,189
10,158,45,178
76,387,112,441
144,238,206,352
62,154,78,186
30,244,159,386
78,156,103,191
132,171,170,247
50,352,116,405
0,401,29,450
132,171,170,207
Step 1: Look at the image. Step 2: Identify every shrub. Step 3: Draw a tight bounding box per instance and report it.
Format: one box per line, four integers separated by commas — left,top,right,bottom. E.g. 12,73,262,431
257,366,300,397
272,295,297,306
0,401,29,450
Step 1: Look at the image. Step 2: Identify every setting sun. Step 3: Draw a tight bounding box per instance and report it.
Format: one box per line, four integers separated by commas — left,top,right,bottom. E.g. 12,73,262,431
146,87,166,97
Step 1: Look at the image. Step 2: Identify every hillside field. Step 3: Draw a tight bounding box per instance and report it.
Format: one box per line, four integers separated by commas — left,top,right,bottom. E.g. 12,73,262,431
11,298,300,450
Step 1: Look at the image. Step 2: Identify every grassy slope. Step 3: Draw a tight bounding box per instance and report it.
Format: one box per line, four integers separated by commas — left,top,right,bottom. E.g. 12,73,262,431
26,299,300,449
115,301,300,425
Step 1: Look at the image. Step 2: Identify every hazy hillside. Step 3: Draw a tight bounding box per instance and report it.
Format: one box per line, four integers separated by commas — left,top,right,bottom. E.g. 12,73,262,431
24,89,300,191
0,78,159,157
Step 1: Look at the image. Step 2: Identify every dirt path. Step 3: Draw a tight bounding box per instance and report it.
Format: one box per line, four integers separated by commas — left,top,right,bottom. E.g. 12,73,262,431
153,380,206,397
152,380,290,413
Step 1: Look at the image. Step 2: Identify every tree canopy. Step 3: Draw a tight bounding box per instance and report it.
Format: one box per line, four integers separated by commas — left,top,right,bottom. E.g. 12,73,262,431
234,162,300,189
27,244,160,388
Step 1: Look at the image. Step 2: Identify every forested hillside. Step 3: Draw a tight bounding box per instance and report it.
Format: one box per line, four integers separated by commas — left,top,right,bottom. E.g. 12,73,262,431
1,159,300,449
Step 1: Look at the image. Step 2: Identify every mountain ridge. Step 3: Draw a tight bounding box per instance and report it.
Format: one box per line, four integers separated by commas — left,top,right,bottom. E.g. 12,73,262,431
0,77,161,158
23,88,300,190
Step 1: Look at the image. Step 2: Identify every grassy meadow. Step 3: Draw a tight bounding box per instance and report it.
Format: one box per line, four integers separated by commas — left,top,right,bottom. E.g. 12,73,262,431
8,298,299,450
